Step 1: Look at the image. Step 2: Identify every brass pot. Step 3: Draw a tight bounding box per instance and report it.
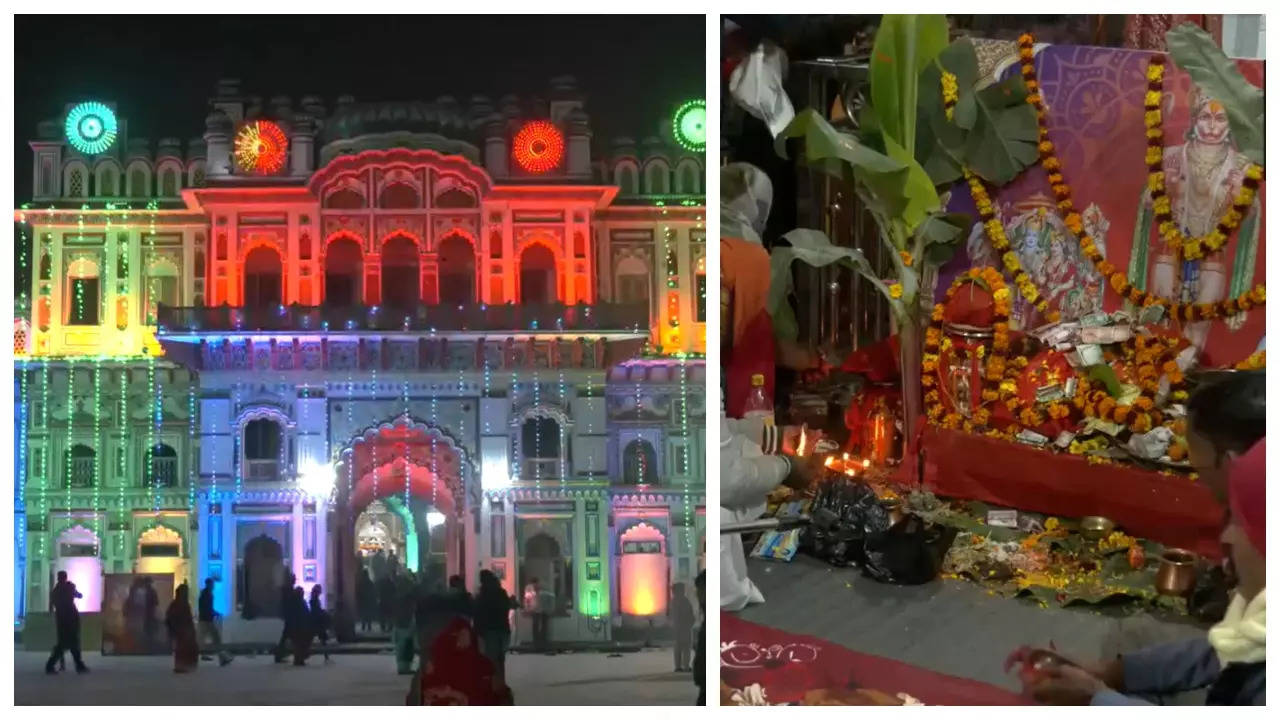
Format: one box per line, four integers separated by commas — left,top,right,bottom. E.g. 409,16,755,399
880,498,906,526
1080,516,1115,542
1155,549,1199,596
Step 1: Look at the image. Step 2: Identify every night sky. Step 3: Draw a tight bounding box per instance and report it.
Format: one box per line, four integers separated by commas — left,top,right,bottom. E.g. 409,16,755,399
13,14,706,199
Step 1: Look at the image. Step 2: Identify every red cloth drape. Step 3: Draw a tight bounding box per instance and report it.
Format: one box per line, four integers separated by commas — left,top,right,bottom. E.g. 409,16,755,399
721,612,1025,705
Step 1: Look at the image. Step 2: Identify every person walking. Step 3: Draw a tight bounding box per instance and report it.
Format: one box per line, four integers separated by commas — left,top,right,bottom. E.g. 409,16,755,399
357,569,376,633
310,584,333,664
289,586,313,667
45,571,88,674
165,582,200,673
378,572,397,633
447,574,474,620
694,571,707,705
474,570,516,682
274,573,298,663
197,579,233,666
392,580,418,675
670,582,695,672
142,576,160,648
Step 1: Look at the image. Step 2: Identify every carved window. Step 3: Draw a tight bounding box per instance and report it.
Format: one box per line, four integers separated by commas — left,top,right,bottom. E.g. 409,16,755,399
68,168,85,197
146,443,178,488
160,169,178,197
65,445,96,489
129,168,148,198
622,439,658,485
438,234,475,305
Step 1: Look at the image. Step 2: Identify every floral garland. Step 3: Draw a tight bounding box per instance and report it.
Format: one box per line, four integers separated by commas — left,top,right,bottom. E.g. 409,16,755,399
1016,33,1265,322
1068,333,1190,437
965,171,1063,323
923,267,1011,433
1235,349,1265,370
1144,55,1263,261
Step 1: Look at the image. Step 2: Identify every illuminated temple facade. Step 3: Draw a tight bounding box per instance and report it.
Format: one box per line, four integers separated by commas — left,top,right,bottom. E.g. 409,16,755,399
14,77,707,643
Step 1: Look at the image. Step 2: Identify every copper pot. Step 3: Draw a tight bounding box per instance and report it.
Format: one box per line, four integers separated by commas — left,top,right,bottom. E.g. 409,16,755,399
1154,548,1199,596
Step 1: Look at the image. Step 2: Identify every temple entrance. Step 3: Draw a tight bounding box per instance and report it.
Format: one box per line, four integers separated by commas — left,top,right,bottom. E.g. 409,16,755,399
241,535,285,619
333,416,470,641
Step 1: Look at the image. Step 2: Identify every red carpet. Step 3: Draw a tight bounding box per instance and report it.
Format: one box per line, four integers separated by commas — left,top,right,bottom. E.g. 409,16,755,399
721,612,1026,705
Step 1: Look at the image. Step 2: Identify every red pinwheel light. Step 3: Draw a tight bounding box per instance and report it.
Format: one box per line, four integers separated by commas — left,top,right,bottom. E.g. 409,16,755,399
512,120,564,174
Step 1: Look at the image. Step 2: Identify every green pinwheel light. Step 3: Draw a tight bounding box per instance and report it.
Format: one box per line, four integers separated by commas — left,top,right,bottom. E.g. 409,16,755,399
673,100,706,152
65,101,119,155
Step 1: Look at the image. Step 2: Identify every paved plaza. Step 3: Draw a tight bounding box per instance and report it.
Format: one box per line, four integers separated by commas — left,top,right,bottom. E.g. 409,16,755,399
15,647,698,705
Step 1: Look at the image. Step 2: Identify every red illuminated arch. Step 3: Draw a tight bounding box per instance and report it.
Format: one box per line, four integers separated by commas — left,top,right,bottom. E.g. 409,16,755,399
310,149,492,199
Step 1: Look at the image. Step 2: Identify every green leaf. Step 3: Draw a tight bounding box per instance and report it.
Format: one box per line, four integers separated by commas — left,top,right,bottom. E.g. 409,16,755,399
767,230,880,342
1166,23,1265,167
964,75,1041,184
870,14,950,158
937,38,980,130
1088,365,1123,397
915,211,971,249
882,134,941,232
776,108,912,218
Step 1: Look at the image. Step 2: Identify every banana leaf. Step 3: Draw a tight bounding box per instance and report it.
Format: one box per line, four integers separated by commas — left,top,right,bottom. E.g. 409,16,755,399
1166,23,1265,167
870,14,950,158
962,75,1041,185
767,229,880,342
776,108,911,220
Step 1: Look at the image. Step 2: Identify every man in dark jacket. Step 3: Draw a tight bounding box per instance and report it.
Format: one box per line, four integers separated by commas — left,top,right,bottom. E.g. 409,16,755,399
694,571,706,705
45,571,88,674
198,578,233,666
274,573,297,662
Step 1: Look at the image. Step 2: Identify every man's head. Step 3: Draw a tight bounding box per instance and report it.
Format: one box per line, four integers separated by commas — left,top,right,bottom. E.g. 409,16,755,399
204,578,214,590
56,571,67,582
1222,438,1265,600
1187,370,1265,501
671,582,685,598
448,574,464,590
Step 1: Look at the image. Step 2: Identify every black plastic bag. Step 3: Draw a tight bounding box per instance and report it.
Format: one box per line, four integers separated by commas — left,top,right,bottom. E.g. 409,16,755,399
862,515,959,585
1187,564,1232,623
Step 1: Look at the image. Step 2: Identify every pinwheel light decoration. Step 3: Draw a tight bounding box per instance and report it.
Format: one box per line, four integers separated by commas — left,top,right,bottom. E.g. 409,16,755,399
512,120,565,174
234,120,289,175
65,101,119,155
672,100,706,152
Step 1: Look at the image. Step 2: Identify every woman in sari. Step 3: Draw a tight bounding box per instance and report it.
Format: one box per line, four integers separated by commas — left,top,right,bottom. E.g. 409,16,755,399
407,617,512,705
164,583,199,673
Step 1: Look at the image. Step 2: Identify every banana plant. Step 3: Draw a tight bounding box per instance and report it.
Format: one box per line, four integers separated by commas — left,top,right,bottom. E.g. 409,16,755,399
771,14,1038,472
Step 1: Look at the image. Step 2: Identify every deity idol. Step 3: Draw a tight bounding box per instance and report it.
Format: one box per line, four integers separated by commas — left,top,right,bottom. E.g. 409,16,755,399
966,194,1106,329
1128,86,1261,350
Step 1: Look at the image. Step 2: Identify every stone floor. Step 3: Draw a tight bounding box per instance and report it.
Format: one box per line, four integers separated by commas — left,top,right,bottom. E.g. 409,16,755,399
736,555,1206,696
14,646,699,705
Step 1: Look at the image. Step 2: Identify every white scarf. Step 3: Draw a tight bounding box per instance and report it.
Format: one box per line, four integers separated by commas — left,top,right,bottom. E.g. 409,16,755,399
721,163,773,245
1207,589,1266,666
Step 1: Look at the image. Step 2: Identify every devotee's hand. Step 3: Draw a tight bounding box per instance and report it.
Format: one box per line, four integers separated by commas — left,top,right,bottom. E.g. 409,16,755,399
780,425,822,457
1026,664,1107,705
782,454,815,491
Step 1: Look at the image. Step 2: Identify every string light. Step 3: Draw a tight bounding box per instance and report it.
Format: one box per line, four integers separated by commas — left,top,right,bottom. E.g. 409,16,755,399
63,360,75,533
512,121,564,174
92,362,102,557
187,380,197,512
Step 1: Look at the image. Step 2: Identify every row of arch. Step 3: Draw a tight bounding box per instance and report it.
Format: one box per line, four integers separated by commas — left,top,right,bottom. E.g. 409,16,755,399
63,443,179,489
610,157,702,196
58,157,204,200
323,181,478,210
240,233,559,307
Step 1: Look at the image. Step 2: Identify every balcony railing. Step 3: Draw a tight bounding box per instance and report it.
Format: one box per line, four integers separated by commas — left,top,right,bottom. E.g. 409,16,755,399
149,457,178,488
244,459,279,482
68,458,95,489
156,303,650,335
521,458,563,480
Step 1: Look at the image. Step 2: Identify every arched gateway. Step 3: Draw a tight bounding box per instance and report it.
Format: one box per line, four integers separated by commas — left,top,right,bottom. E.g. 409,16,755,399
331,415,473,640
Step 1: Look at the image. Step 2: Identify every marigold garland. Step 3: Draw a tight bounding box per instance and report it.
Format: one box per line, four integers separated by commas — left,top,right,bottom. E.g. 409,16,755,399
1143,56,1263,261
923,267,1014,435
965,170,1062,323
1235,349,1265,370
1015,32,1264,322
